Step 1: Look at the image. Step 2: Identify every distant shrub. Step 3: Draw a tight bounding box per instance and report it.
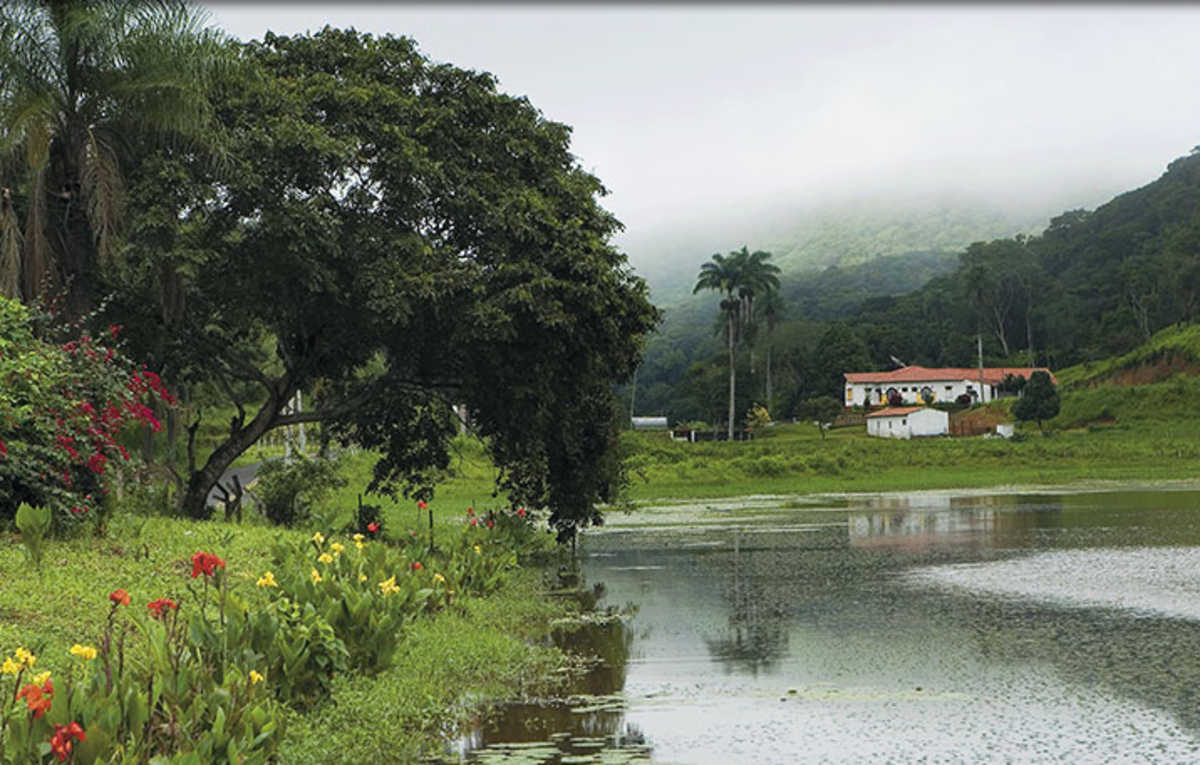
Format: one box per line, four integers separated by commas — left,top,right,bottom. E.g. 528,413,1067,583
254,454,348,526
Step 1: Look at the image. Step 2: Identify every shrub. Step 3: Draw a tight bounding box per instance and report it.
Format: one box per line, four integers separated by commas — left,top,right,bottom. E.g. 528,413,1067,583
253,454,348,526
0,298,174,531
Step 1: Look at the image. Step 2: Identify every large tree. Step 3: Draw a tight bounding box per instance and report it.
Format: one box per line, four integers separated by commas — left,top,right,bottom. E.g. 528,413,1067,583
114,29,659,536
0,0,230,315
693,247,779,439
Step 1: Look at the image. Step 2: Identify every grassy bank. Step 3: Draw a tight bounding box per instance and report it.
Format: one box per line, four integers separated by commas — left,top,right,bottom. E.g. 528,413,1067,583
622,376,1200,501
0,514,570,760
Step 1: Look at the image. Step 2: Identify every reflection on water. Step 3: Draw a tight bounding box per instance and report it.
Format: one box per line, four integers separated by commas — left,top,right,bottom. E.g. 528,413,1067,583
571,488,1200,763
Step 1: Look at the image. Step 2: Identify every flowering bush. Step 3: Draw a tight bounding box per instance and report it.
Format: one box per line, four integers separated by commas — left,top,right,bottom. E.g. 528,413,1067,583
0,298,174,530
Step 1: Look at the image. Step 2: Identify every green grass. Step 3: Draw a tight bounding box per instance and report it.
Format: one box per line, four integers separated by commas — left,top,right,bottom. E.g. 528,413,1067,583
1,514,571,760
1056,322,1200,388
621,388,1200,501
278,570,565,762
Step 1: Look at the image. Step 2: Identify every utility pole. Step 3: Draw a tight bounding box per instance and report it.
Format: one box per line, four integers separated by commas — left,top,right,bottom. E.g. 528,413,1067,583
977,334,985,404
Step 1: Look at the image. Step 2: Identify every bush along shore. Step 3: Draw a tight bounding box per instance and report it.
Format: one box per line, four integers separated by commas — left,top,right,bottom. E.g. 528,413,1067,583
0,506,572,763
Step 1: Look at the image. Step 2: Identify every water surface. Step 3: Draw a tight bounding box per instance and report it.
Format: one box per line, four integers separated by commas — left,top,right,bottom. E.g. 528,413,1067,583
462,486,1200,763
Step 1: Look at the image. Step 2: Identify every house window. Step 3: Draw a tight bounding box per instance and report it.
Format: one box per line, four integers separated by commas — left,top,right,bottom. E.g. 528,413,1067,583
944,385,952,391
901,418,907,425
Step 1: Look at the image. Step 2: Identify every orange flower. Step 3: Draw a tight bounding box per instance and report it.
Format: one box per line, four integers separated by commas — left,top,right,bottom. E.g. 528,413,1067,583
109,589,131,607
147,598,178,620
410,561,423,571
17,677,53,718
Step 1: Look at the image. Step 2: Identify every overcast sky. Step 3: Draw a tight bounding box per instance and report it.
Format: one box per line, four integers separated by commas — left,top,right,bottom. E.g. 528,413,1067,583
205,4,1200,266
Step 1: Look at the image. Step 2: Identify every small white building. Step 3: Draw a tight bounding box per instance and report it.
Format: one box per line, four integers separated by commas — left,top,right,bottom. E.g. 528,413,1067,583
865,406,948,440
631,416,669,430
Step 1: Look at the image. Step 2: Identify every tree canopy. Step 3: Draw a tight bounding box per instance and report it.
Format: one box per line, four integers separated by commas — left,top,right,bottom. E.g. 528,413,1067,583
103,28,657,535
0,0,230,315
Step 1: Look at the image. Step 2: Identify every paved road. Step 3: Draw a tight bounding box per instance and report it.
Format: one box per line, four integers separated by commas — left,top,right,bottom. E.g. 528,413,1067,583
205,463,261,509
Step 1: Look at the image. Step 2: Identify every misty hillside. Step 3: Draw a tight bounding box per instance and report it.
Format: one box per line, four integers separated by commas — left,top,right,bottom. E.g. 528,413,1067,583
628,149,1200,425
630,200,1048,305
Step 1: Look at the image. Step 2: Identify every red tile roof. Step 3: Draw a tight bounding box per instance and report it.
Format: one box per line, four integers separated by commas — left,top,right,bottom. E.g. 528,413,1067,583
865,406,925,418
845,365,1057,385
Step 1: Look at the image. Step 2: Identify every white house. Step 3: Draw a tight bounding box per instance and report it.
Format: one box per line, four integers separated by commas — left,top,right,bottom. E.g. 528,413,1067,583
865,406,948,439
844,365,1056,408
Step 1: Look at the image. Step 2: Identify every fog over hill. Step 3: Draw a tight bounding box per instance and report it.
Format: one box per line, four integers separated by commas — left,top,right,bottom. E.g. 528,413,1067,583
623,181,1130,306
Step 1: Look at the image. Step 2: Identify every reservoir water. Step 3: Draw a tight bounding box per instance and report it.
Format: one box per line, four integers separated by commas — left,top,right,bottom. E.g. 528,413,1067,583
458,486,1200,763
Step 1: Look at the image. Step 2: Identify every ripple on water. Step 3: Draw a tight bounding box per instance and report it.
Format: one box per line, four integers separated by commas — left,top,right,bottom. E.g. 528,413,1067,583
907,546,1200,620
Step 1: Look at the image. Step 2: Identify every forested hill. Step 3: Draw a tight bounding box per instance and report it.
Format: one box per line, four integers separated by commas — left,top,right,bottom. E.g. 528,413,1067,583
856,149,1200,373
632,200,1047,306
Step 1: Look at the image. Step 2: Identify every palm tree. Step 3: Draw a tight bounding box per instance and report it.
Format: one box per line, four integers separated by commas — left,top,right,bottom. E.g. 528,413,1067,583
754,287,786,419
0,1,229,314
694,246,780,439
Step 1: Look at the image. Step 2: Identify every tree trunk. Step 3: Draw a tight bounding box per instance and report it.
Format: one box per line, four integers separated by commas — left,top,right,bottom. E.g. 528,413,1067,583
727,312,736,441
765,343,773,419
179,385,288,518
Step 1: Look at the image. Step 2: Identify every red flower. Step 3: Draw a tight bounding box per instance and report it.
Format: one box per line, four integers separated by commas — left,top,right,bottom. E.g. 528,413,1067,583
367,522,379,534
17,679,53,718
49,721,85,761
0,440,7,455
410,561,423,571
469,518,478,527
87,453,107,474
147,598,178,620
190,552,226,578
466,507,474,517
109,589,131,606
516,508,527,517
108,323,122,338
486,519,494,529
417,500,428,510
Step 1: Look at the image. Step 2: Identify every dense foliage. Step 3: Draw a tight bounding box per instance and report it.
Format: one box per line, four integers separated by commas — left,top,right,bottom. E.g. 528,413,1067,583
0,298,172,529
101,28,657,533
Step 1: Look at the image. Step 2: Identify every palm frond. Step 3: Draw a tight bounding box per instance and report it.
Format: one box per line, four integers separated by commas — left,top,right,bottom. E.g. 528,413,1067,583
81,129,123,265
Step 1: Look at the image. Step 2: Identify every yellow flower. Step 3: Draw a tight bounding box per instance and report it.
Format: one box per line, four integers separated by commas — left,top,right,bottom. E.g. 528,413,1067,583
1,657,19,675
32,671,50,685
14,647,35,668
473,544,482,555
256,571,278,588
249,670,264,685
352,533,365,543
312,532,325,546
433,572,446,584
69,644,98,661
310,568,322,583
358,573,367,583
330,542,345,554
317,552,334,564
378,575,400,596
355,541,364,551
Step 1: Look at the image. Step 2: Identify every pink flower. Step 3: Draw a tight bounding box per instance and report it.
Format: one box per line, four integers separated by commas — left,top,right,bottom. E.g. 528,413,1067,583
417,500,427,510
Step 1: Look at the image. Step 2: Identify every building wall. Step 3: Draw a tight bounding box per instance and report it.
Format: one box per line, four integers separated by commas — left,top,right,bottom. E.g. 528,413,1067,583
866,409,948,439
909,408,949,437
846,379,997,407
